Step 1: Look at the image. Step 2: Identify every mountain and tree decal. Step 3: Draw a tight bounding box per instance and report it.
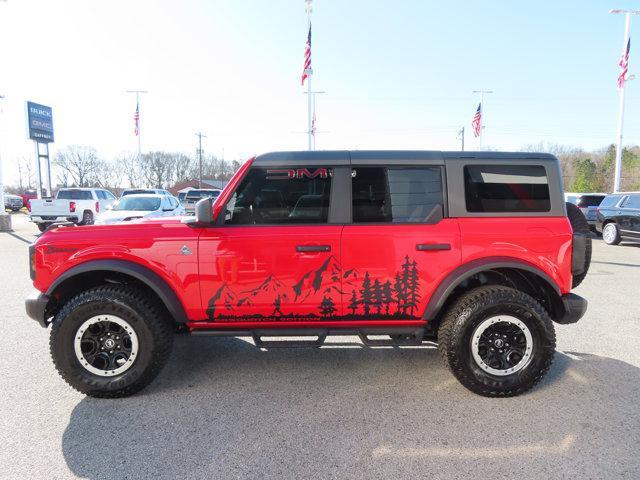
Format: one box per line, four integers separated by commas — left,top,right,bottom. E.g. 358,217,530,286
206,255,422,321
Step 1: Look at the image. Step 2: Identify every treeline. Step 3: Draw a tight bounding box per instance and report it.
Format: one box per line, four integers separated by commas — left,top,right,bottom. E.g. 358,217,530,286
522,143,640,192
10,145,242,193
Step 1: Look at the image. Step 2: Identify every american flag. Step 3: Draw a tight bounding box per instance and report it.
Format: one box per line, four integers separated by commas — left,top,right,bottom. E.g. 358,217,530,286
134,102,140,136
301,24,312,85
618,38,631,89
471,103,482,137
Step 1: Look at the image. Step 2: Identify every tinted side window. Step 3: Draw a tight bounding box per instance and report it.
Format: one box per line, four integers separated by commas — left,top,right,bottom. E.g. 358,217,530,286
624,194,640,209
352,167,443,223
600,195,623,208
464,165,550,213
225,167,332,225
577,195,605,207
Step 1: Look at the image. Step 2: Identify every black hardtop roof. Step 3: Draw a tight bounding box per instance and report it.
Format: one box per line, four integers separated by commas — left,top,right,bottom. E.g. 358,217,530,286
253,150,557,166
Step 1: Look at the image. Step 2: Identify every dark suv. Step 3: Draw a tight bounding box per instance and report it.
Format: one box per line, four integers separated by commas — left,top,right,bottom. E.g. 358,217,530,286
25,151,591,398
595,192,640,245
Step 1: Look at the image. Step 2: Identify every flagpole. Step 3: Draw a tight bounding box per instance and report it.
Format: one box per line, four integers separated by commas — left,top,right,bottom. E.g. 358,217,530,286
127,90,147,157
473,90,492,151
305,0,313,151
610,10,638,193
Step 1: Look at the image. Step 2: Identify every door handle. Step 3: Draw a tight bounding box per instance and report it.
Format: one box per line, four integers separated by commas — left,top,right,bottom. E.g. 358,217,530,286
296,245,331,253
416,243,451,251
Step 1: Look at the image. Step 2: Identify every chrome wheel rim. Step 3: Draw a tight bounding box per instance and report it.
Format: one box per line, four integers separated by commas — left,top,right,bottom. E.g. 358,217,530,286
74,315,139,377
603,224,616,243
471,316,533,376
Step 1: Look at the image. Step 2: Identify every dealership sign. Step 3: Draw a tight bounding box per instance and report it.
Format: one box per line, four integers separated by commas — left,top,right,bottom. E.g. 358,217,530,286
26,101,54,143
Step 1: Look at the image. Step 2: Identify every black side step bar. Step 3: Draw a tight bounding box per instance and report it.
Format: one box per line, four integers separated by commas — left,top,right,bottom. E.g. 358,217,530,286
191,327,426,348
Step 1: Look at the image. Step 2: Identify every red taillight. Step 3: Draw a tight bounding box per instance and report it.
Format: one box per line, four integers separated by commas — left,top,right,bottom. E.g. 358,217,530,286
69,201,76,213
96,201,100,213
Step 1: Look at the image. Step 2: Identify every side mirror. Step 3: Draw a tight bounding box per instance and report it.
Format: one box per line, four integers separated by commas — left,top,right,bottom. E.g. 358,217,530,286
195,197,215,224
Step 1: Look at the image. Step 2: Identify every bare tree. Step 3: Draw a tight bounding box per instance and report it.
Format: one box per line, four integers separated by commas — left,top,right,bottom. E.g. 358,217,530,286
53,145,102,187
17,157,34,191
140,151,176,189
117,152,144,188
174,153,192,184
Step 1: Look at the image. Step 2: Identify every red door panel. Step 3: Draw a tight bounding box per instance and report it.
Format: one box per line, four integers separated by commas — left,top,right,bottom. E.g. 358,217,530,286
341,220,461,321
198,226,343,321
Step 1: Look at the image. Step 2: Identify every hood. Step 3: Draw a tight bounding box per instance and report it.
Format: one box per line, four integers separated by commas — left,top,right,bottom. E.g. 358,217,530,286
95,209,159,224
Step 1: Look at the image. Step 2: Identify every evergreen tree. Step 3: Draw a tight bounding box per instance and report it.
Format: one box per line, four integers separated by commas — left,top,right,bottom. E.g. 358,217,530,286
372,279,383,315
382,280,393,315
407,261,420,317
348,289,359,316
360,272,373,317
393,272,404,316
319,295,337,317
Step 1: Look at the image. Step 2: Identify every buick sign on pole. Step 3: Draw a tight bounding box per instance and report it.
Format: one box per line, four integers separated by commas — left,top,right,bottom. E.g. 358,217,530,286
27,102,54,143
26,101,54,198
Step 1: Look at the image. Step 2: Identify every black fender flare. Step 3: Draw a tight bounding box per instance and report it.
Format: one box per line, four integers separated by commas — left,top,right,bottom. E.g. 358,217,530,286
47,259,188,323
422,256,562,321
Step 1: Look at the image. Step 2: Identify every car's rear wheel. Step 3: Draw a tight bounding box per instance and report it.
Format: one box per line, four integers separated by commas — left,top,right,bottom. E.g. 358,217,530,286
438,286,556,397
50,285,173,398
80,211,94,225
602,222,621,245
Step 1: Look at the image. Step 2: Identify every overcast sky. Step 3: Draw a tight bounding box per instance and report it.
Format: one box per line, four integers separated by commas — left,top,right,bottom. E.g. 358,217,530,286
1,0,639,185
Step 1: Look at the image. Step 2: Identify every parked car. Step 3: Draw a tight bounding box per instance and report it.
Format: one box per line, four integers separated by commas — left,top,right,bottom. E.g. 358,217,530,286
182,188,222,215
96,194,184,224
25,151,590,398
29,188,117,232
565,192,607,230
22,190,38,212
4,193,24,212
595,191,640,245
120,188,172,197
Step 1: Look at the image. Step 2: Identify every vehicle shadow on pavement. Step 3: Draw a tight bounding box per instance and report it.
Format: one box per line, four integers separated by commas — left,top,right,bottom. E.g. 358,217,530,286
62,337,640,479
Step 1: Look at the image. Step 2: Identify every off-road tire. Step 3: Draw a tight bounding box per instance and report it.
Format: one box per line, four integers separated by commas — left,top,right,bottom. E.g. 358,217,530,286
50,285,173,398
80,210,94,226
566,202,591,288
602,222,621,246
37,223,51,233
438,286,556,397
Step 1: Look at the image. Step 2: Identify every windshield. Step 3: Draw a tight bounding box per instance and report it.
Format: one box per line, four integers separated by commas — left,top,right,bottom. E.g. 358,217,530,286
112,196,161,211
186,190,220,200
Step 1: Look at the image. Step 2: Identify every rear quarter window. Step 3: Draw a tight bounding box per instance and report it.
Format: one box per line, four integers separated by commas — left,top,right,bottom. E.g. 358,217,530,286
464,165,550,213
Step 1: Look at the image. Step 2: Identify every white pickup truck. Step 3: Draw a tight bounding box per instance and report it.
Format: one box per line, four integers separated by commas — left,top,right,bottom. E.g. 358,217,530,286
30,188,117,232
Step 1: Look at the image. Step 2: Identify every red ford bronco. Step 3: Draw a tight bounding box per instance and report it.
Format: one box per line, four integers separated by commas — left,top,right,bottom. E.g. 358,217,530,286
25,151,590,398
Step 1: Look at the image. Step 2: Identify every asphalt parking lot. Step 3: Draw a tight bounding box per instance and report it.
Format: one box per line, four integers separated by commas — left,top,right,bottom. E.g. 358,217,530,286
1,212,639,479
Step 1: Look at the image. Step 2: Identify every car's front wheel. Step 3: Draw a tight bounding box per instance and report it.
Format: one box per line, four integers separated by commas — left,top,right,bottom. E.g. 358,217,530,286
50,285,173,398
602,222,621,245
438,286,556,397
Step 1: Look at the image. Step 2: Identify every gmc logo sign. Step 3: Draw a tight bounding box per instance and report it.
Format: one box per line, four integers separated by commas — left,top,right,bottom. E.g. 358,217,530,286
266,168,331,180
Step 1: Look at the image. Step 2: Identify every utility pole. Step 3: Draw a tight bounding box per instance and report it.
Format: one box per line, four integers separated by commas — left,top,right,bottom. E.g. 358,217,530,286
472,90,492,150
126,90,148,157
457,126,465,151
610,9,640,192
195,132,207,188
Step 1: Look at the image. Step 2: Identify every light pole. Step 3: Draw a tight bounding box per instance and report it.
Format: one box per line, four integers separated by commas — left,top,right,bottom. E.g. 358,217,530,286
473,90,492,150
0,94,8,232
610,9,640,193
